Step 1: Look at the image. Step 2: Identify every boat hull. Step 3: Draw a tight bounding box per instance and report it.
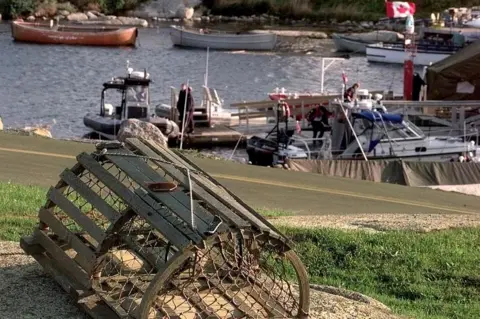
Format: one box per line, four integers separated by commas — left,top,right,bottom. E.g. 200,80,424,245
332,34,374,53
11,21,138,46
169,25,277,51
83,113,179,139
366,44,453,65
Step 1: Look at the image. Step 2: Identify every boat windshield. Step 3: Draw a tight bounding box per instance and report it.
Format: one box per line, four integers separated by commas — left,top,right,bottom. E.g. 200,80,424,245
126,85,149,106
354,117,425,141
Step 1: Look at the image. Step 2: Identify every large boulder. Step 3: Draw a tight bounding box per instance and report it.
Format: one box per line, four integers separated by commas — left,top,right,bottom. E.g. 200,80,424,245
117,119,168,147
66,12,88,21
176,7,194,19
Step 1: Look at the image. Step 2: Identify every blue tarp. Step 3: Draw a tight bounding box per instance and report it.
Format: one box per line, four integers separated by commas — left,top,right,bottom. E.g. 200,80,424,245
353,111,404,124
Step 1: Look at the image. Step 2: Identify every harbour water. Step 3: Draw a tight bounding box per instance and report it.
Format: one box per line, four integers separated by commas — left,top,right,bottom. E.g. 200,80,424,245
0,22,419,140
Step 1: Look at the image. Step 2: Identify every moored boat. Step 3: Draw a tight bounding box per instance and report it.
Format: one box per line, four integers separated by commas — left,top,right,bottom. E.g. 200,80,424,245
366,29,468,65
366,42,461,65
83,64,179,141
332,31,403,53
11,20,138,47
169,25,277,51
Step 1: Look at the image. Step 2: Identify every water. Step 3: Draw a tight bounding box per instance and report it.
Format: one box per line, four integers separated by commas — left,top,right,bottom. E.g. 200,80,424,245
0,22,417,140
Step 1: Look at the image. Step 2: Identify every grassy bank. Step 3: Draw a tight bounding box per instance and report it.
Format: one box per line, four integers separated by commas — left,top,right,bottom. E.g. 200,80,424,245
0,182,479,318
202,0,480,22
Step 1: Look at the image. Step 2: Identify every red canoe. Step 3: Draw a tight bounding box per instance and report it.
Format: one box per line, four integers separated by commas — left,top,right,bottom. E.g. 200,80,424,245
11,20,138,47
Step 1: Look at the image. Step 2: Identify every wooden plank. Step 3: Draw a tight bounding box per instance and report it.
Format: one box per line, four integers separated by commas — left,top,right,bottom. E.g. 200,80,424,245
77,152,192,249
172,149,290,242
60,169,119,222
125,138,249,229
39,208,96,273
96,291,130,318
104,152,211,236
48,187,106,243
205,277,259,318
171,279,222,319
78,295,120,319
32,228,91,289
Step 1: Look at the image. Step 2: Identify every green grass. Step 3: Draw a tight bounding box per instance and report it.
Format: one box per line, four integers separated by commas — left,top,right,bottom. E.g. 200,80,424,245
0,182,478,318
280,227,480,319
0,182,46,241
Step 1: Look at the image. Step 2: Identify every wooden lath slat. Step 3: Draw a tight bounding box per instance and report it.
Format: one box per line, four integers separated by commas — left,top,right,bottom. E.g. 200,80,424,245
77,152,192,249
47,187,106,243
170,279,222,319
138,138,270,232
32,229,91,289
38,208,96,273
133,188,203,243
60,169,119,222
205,276,259,318
171,146,290,243
125,138,250,230
104,151,211,236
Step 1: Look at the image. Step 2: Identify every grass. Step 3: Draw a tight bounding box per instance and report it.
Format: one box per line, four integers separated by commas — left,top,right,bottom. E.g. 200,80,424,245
281,226,480,319
0,182,479,318
0,182,46,241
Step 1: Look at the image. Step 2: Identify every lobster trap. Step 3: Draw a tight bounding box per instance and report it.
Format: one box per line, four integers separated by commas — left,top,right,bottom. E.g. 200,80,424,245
20,138,310,318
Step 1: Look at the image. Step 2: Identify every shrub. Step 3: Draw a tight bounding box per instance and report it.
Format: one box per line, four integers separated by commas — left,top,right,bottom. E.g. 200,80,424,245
1,0,35,18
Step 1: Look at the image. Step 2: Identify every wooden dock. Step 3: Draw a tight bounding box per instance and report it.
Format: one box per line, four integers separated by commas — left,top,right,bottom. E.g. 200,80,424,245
174,124,248,148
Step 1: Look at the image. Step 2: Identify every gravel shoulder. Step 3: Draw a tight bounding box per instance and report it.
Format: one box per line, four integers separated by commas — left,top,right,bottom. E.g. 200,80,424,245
0,240,404,319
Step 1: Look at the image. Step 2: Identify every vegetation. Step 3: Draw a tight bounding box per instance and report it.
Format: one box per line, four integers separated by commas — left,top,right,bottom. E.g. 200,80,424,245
202,0,480,22
281,226,480,319
0,0,149,19
0,182,479,318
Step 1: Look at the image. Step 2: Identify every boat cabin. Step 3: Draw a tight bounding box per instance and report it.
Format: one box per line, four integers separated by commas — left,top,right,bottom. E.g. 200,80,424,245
334,110,477,161
100,70,151,121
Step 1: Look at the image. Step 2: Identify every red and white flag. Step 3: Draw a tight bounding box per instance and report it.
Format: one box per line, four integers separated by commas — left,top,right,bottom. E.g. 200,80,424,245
342,71,348,84
385,1,416,18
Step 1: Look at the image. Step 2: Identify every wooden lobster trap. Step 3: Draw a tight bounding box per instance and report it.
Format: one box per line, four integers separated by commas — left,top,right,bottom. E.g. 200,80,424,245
20,137,310,318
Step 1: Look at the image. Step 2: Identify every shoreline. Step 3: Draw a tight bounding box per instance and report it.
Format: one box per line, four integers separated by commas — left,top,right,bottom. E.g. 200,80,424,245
7,9,414,35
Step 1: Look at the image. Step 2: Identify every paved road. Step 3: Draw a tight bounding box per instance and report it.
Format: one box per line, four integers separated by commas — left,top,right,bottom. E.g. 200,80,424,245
0,132,479,215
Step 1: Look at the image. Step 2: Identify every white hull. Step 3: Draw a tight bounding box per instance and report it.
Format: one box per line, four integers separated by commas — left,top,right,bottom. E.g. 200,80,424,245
169,25,277,51
332,34,373,53
463,19,480,28
366,44,453,65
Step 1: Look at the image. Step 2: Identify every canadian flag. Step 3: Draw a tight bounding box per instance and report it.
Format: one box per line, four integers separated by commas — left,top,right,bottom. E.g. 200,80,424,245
385,1,416,18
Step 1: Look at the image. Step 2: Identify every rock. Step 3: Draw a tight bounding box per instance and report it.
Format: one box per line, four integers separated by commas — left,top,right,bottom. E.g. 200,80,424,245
117,119,168,148
22,126,52,138
66,12,88,21
86,11,97,19
117,16,148,27
58,10,70,16
176,7,194,19
26,15,35,22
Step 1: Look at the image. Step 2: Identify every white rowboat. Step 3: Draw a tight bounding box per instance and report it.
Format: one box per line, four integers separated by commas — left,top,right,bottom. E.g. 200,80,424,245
169,25,277,51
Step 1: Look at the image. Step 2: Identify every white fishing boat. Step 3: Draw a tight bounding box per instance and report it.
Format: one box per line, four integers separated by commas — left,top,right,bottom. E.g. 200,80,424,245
366,42,462,65
246,94,480,166
366,30,468,65
169,25,277,51
332,31,402,53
